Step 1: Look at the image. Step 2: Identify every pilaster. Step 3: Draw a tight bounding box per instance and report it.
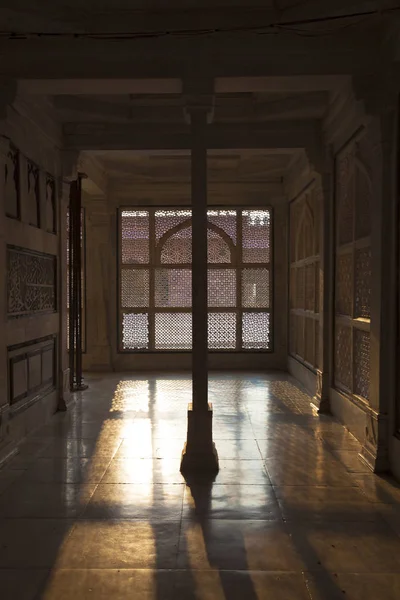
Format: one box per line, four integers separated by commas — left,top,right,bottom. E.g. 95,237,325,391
352,75,398,472
305,139,334,414
83,199,113,371
0,135,11,410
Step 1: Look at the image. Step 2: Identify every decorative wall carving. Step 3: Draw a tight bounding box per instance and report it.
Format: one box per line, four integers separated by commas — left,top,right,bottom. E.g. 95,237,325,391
354,329,370,399
7,246,56,317
289,186,320,369
335,324,352,391
8,336,56,406
334,134,371,402
4,146,20,219
27,160,40,227
45,175,56,233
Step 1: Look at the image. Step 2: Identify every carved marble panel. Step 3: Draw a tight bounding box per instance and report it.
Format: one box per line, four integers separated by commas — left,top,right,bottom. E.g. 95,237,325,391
7,246,56,317
335,324,352,392
353,329,370,400
8,336,56,406
355,162,372,240
27,160,40,227
355,247,371,319
305,316,314,365
45,175,56,233
336,149,354,247
4,146,20,219
336,252,353,316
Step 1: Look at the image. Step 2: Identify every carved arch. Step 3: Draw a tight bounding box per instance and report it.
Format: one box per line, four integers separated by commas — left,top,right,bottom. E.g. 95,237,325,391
156,218,237,263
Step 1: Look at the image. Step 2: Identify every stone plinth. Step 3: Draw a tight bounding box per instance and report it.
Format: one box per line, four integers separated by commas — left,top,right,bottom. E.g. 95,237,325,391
180,403,219,474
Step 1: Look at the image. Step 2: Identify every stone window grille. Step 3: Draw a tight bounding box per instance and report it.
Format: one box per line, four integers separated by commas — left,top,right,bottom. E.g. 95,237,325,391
334,137,371,402
119,208,272,352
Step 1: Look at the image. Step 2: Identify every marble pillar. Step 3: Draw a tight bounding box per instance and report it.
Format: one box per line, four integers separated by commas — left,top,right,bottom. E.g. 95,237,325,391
180,105,218,474
313,166,334,414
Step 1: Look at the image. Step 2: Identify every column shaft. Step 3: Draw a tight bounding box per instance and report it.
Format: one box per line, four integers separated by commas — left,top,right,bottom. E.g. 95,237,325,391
191,111,208,412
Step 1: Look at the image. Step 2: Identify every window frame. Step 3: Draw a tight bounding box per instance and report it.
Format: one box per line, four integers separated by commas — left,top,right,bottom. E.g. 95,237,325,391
117,205,274,354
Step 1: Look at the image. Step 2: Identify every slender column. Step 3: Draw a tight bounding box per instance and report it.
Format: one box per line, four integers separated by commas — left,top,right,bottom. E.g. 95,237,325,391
0,135,10,411
313,166,334,413
191,110,208,411
68,174,88,392
180,97,218,475
360,111,395,472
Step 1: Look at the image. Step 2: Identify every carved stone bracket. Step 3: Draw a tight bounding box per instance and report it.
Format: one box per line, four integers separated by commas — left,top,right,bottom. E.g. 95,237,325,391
183,78,215,125
60,149,81,182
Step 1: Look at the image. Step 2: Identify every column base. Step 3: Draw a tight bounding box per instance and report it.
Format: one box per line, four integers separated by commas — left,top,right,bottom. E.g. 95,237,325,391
312,370,331,414
359,410,390,473
180,403,219,475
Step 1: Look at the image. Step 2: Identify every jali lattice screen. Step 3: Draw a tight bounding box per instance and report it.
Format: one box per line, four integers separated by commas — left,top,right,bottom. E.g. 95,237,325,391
334,135,372,401
119,208,272,351
289,186,321,369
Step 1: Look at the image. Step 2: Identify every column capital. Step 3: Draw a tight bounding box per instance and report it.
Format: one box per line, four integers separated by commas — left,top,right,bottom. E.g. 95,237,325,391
182,78,215,124
183,95,215,125
304,135,332,177
60,149,81,181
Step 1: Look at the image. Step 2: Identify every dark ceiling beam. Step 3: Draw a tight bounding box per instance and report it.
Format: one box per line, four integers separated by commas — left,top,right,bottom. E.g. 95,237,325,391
2,24,382,80
63,119,320,151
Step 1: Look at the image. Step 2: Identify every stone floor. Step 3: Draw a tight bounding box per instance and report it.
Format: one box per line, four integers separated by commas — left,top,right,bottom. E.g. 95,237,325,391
1,372,400,599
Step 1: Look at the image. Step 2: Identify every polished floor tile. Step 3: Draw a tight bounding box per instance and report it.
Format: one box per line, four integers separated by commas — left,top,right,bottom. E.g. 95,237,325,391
0,519,74,568
288,520,400,572
0,569,50,600
24,457,111,484
177,519,305,571
82,483,185,520
183,483,280,520
0,481,96,518
40,569,175,600
57,521,181,569
173,570,311,600
0,371,400,599
265,457,357,486
304,572,400,600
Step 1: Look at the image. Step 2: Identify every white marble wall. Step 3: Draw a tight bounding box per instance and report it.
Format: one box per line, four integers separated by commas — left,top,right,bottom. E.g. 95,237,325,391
0,98,65,463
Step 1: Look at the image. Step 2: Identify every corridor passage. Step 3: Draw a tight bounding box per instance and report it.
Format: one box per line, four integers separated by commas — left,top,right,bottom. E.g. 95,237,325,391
1,373,400,599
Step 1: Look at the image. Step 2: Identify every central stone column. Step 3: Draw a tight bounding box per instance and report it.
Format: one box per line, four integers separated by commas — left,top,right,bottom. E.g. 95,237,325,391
180,95,218,474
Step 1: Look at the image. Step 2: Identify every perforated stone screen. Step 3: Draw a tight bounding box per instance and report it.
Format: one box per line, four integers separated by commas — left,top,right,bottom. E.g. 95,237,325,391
119,208,272,351
334,137,371,401
289,186,320,370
